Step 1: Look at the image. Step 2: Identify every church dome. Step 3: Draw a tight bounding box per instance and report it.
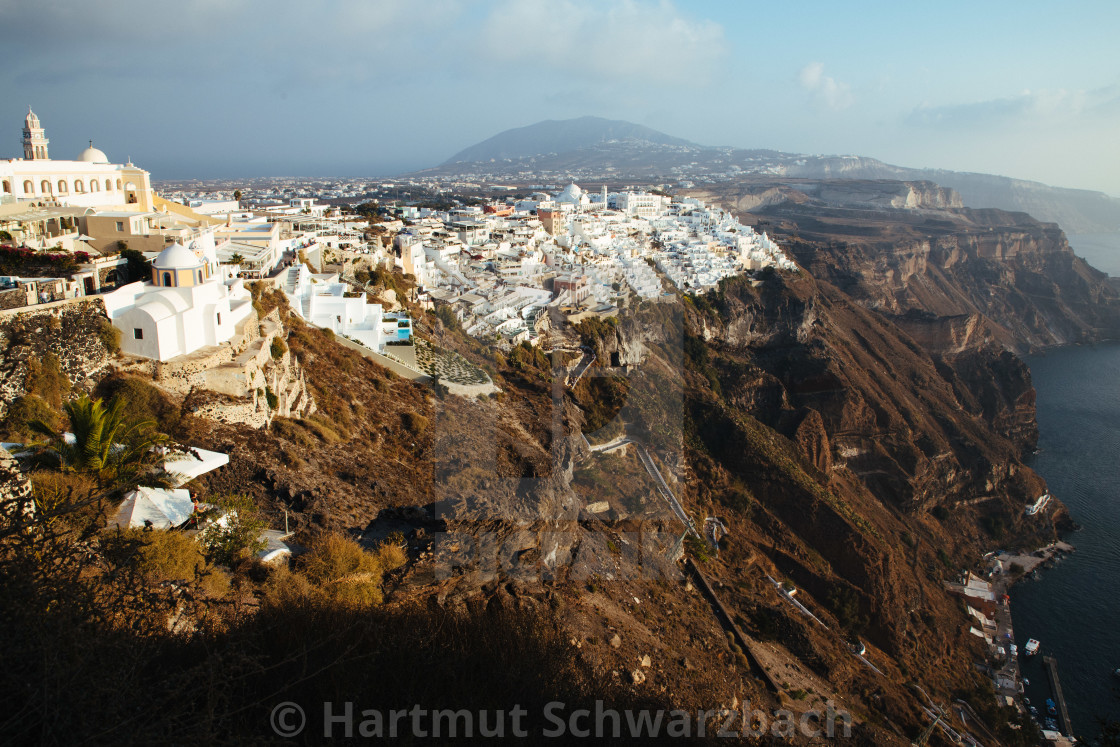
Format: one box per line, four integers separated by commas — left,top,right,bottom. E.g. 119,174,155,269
78,142,109,163
557,183,583,203
153,243,202,270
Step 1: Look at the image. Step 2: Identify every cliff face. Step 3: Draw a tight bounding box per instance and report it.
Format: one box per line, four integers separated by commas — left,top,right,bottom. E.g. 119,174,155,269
575,270,1061,715
764,201,1120,353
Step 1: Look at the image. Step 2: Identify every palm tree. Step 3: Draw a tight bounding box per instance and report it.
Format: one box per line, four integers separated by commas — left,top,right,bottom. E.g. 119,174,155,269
30,395,174,488
228,253,244,266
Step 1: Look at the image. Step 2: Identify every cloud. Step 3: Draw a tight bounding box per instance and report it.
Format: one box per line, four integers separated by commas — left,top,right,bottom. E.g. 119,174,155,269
906,85,1120,129
476,0,726,86
798,62,852,110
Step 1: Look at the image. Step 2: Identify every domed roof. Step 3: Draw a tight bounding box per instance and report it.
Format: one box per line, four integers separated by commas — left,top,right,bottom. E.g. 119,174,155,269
153,243,202,270
557,183,584,203
78,142,109,163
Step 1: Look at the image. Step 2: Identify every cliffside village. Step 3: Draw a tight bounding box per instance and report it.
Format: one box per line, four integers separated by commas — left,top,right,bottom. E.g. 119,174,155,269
0,109,794,558
3,110,794,358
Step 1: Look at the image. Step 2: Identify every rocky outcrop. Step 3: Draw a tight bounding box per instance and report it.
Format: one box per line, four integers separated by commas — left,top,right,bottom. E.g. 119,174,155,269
0,298,114,418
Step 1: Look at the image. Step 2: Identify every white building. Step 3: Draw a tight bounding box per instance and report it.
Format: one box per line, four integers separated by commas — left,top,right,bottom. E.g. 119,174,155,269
102,238,254,361
282,263,394,352
1,108,154,210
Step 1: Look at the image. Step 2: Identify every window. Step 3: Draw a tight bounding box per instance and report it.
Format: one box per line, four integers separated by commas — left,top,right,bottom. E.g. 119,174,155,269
41,179,50,193
23,180,33,194
216,312,222,325
162,272,172,286
133,328,143,340
2,180,9,194
115,221,124,232
105,179,112,191
90,180,99,192
74,180,84,193
57,180,67,194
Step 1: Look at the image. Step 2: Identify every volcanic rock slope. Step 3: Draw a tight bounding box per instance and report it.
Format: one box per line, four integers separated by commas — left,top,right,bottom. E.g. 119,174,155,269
159,190,1115,742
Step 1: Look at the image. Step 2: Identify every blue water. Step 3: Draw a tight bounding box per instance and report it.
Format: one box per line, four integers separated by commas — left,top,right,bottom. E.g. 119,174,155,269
1013,343,1120,738
1069,233,1120,277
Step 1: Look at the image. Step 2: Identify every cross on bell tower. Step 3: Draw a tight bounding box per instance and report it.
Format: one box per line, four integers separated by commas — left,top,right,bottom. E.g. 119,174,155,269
22,107,49,161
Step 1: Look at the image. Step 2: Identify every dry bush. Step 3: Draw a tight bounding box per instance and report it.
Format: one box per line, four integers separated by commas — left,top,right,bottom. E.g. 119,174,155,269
1,394,58,441
120,527,232,597
375,541,407,572
299,533,386,608
94,374,182,435
24,354,71,410
400,410,428,436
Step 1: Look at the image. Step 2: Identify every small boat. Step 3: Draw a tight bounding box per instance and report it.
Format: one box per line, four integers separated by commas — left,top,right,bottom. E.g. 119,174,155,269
1046,698,1057,716
1025,639,1041,656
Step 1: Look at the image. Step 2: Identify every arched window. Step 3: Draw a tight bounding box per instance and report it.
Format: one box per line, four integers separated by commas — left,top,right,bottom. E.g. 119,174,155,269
23,180,33,194
105,179,112,191
1,180,9,194
162,272,172,287
41,179,51,194
90,180,99,192
57,180,68,194
74,180,84,193
116,179,122,190
197,270,203,283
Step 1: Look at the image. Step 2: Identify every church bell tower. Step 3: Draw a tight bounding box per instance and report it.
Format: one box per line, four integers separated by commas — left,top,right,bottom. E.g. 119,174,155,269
22,107,49,160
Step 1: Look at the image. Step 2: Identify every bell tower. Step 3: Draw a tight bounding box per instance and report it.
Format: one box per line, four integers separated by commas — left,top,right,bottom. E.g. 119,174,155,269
22,107,49,161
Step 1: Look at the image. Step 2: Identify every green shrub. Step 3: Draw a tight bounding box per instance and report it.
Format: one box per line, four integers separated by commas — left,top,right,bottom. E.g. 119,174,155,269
97,318,122,354
199,495,267,567
270,337,287,360
1,395,58,441
265,387,279,410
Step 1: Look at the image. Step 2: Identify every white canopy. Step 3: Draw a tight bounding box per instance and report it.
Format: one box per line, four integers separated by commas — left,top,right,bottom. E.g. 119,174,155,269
108,486,194,529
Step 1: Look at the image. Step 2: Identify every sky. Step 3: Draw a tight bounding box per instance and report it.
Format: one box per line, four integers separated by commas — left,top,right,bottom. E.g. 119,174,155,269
2,0,1118,195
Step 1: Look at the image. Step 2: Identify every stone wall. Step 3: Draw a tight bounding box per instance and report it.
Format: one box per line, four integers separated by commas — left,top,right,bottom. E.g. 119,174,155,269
0,446,33,520
0,298,114,418
0,288,25,311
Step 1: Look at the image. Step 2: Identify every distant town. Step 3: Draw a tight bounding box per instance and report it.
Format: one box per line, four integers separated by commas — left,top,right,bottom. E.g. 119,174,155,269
2,110,794,363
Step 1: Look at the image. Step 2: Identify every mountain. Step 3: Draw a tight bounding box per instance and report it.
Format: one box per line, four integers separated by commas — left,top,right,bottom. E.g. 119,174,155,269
442,116,696,165
424,118,1120,234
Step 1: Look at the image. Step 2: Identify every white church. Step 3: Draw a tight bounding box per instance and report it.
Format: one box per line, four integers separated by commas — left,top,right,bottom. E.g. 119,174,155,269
101,234,254,361
1,108,154,210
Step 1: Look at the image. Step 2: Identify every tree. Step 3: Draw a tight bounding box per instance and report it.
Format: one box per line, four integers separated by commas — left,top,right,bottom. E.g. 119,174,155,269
119,246,151,282
233,190,242,201
228,253,244,265
198,495,266,566
29,394,173,488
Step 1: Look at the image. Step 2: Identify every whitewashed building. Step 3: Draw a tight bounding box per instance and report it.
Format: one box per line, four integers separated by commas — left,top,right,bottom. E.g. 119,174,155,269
102,237,254,361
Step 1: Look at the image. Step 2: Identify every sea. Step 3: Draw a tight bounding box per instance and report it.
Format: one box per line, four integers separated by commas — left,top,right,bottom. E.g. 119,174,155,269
1068,233,1120,277
1012,338,1120,738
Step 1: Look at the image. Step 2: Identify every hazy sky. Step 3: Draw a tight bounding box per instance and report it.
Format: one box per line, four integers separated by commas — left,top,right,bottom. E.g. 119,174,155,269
3,0,1118,194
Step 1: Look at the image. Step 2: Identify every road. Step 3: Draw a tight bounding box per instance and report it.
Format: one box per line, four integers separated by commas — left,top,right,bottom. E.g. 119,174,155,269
566,349,596,386
631,440,699,537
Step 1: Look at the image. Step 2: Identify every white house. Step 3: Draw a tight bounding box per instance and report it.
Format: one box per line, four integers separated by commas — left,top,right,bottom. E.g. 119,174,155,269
283,263,388,351
102,237,255,361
